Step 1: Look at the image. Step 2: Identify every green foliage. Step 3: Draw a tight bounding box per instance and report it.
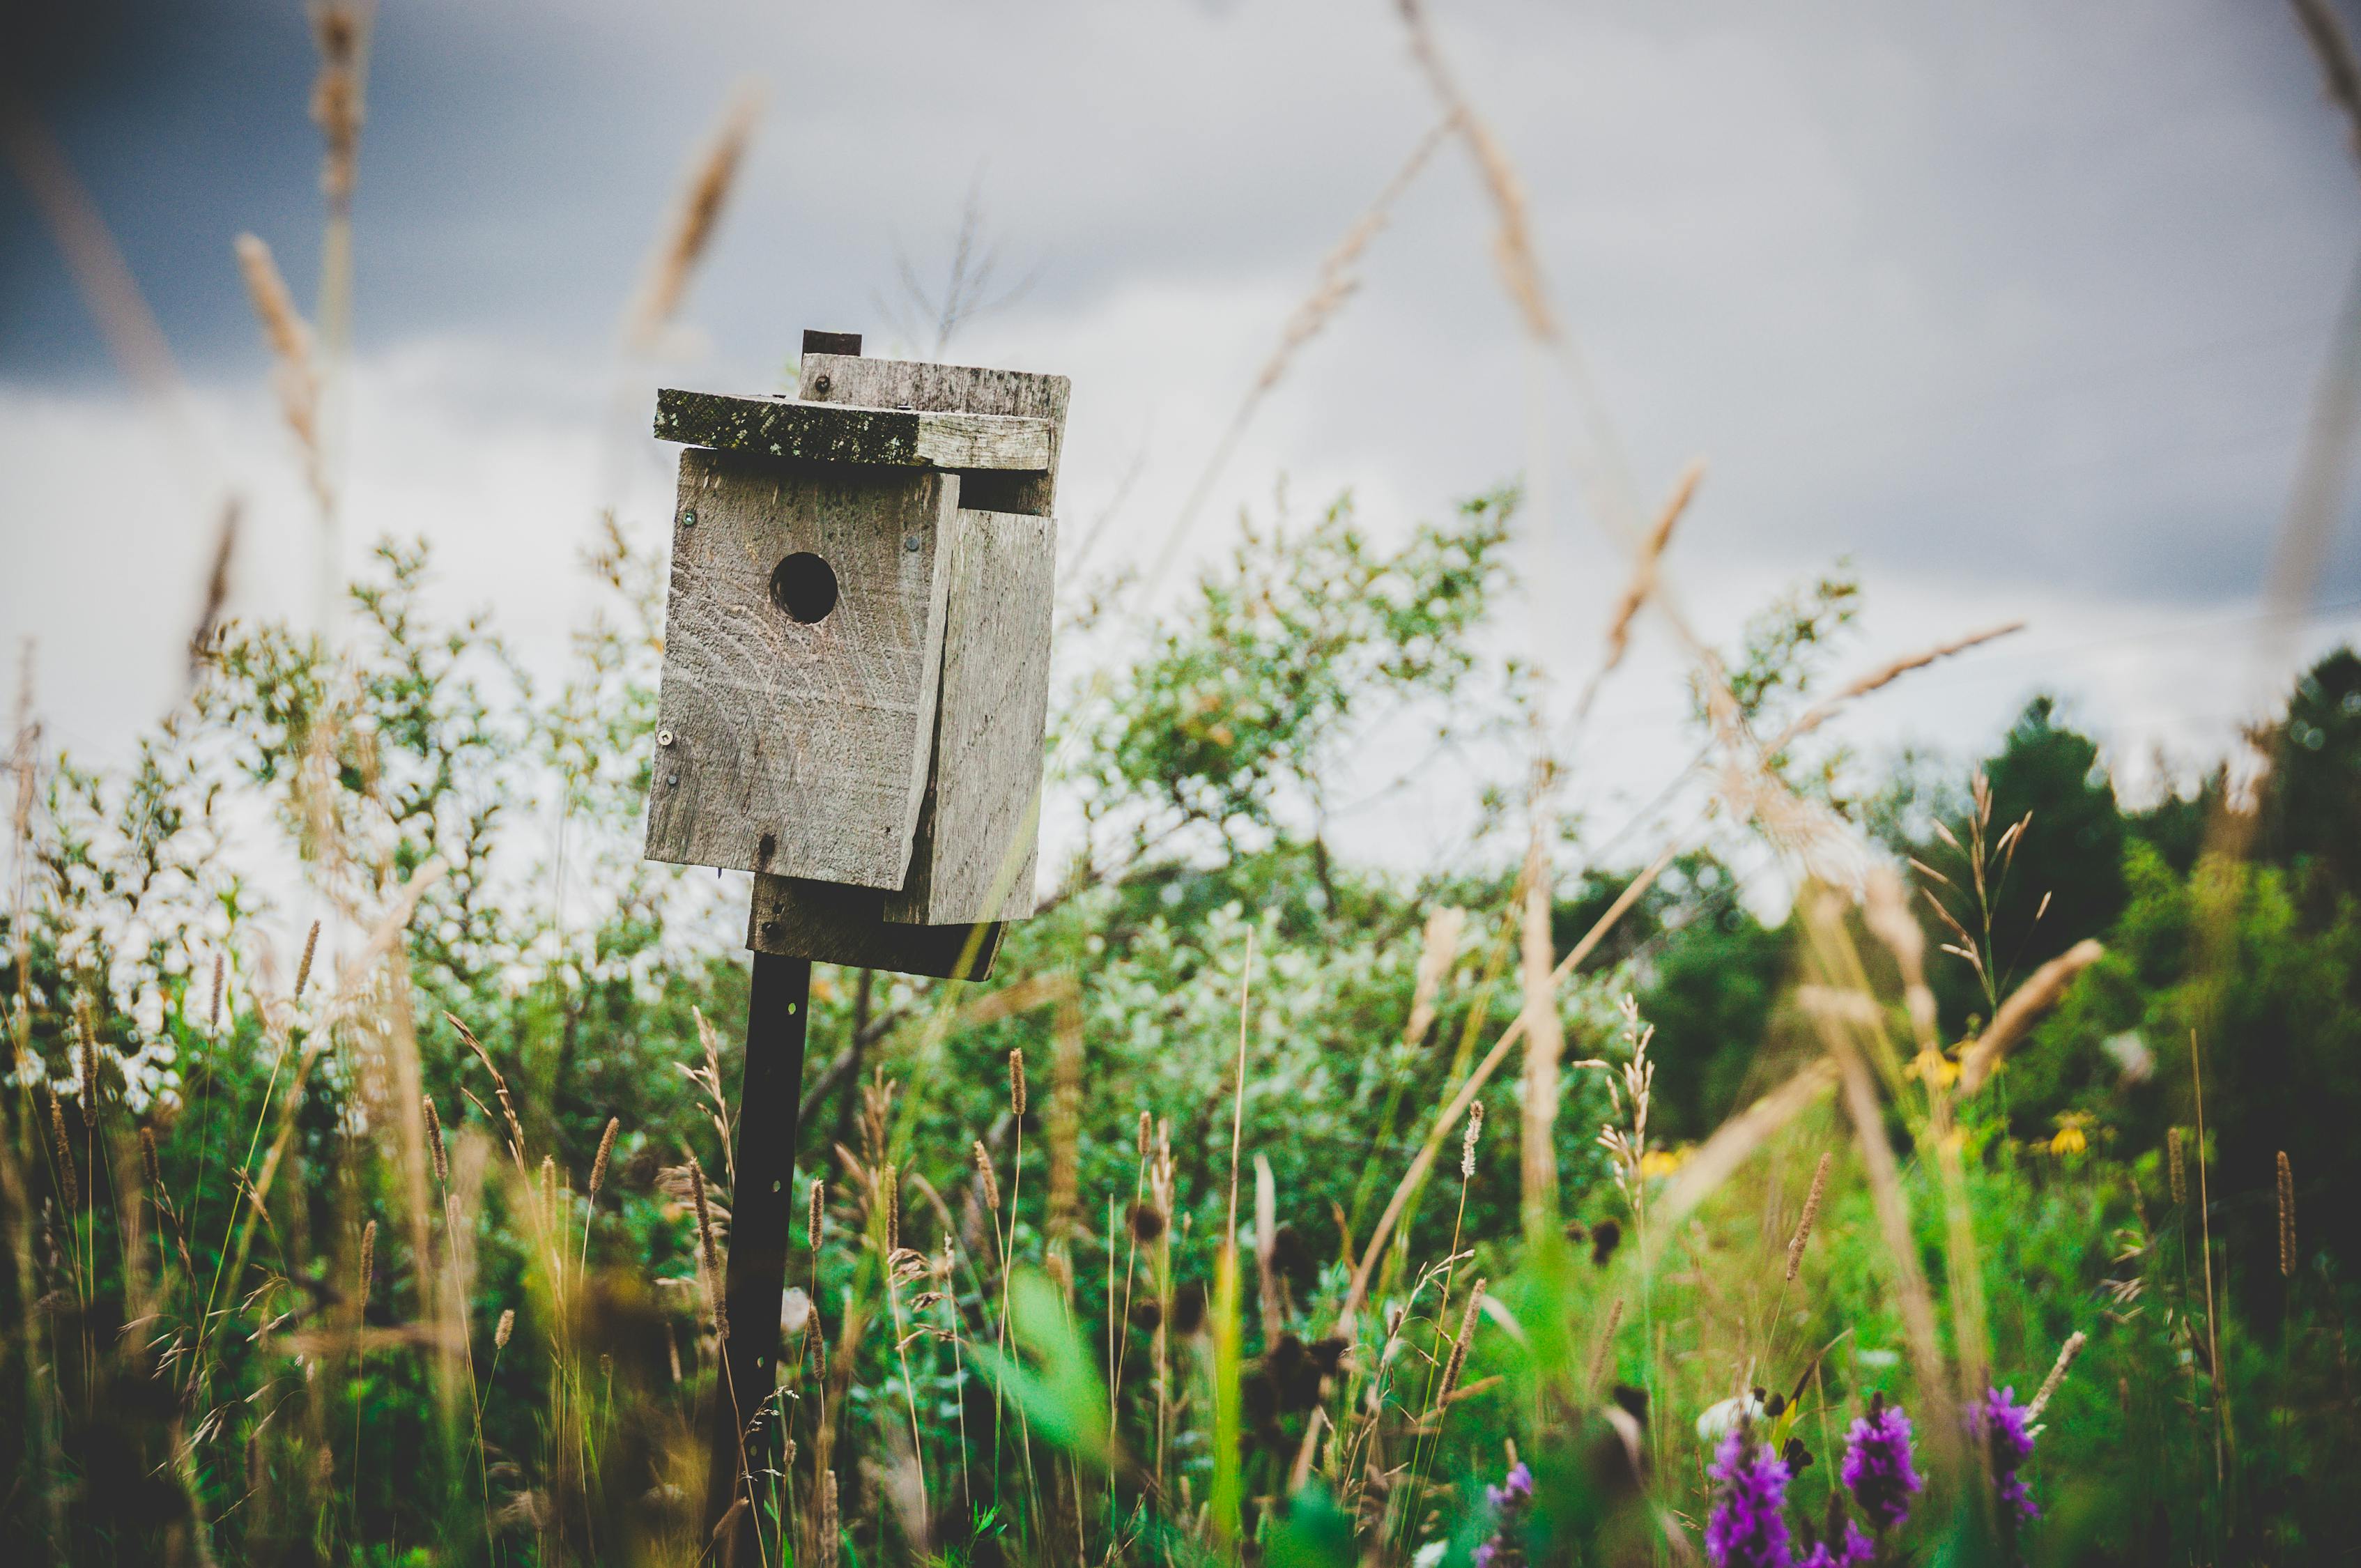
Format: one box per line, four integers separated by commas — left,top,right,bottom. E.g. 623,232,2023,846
1064,487,1514,867
7,504,2360,1568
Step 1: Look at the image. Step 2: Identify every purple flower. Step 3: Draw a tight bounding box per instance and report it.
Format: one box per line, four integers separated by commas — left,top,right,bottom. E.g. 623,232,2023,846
1483,1461,1534,1512
1798,1521,1874,1568
1475,1461,1534,1568
1969,1385,2040,1525
1840,1393,1923,1532
1705,1427,1794,1568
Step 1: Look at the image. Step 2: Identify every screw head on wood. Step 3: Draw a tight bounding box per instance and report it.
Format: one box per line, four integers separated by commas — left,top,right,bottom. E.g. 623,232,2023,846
666,773,679,785
657,730,674,747
903,535,921,553
679,509,696,528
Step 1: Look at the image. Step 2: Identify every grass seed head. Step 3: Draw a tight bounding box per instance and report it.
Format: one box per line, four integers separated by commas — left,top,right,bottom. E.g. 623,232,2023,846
1008,1048,1026,1119
971,1142,1001,1215
295,918,320,1000
2278,1150,2297,1277
75,994,98,1123
1786,1151,1832,1282
589,1116,620,1200
495,1307,516,1350
2167,1126,2185,1206
423,1095,449,1187
46,1084,77,1212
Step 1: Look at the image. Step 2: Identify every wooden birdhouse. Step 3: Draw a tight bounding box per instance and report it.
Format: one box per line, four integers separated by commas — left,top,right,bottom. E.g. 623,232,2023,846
645,330,1068,979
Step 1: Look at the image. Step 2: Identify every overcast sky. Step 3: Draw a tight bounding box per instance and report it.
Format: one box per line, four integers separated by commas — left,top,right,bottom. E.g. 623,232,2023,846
8,0,2361,874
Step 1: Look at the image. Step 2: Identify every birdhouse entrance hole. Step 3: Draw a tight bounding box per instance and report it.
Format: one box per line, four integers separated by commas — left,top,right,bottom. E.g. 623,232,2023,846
768,551,838,624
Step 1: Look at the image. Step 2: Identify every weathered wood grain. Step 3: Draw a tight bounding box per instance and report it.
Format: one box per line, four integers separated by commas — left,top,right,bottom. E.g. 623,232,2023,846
654,390,1052,471
747,873,1003,980
643,447,956,886
800,354,1069,516
884,507,1056,924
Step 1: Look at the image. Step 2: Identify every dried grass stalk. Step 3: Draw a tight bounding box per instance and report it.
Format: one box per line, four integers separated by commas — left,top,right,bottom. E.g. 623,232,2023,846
294,918,321,1000
75,995,98,1123
2278,1151,2298,1277
1462,1099,1484,1178
1954,939,2105,1096
589,1116,620,1200
1438,1279,1486,1403
1585,1296,1624,1389
689,1153,728,1340
357,1217,376,1304
422,1095,449,1188
971,1140,1001,1215
1771,622,2026,752
2168,1126,2186,1206
1146,120,1447,587
1517,833,1564,1242
1404,905,1467,1050
1397,0,1555,340
46,1084,77,1211
1657,1060,1839,1236
235,232,330,514
2293,0,2361,171
308,3,371,211
494,1307,515,1349
624,86,762,350
1337,843,1679,1332
1575,461,1705,722
2028,1329,2087,1420
1786,1152,1833,1282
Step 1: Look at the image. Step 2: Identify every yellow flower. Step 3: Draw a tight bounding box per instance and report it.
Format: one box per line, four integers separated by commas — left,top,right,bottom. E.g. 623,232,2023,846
1638,1146,1692,1179
1908,1048,1960,1089
2049,1114,2091,1157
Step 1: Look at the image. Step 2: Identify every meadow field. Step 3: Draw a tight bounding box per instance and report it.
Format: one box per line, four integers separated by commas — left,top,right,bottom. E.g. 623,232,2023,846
8,4,2361,1565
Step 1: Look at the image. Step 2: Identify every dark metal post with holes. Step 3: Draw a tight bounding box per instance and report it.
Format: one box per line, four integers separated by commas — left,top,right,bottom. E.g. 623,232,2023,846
645,330,1068,1565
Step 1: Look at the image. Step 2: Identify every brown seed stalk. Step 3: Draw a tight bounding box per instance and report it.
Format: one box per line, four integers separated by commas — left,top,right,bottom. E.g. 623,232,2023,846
808,1177,826,1245
75,996,98,1124
1008,1048,1026,1119
588,1116,620,1201
817,1466,841,1568
689,1153,728,1339
2027,1329,2086,1421
2167,1126,2186,1206
47,1084,77,1211
357,1218,376,1306
422,1095,449,1187
1462,1099,1485,1179
1438,1278,1487,1404
139,1125,164,1197
1786,1152,1832,1282
971,1141,1001,1214
294,918,320,1000
2277,1151,2297,1277
495,1307,516,1350
208,953,225,1032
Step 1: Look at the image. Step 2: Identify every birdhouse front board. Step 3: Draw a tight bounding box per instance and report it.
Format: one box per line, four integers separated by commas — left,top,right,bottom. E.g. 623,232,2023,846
645,340,1068,978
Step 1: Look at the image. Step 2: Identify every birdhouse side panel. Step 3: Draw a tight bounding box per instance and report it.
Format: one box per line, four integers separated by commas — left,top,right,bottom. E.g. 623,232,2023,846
644,448,957,886
886,507,1056,925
